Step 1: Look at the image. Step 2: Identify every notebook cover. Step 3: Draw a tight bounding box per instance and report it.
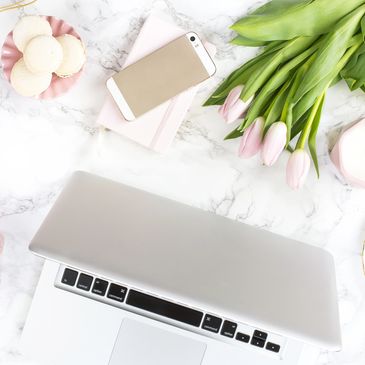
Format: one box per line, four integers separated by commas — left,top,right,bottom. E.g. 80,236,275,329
97,14,215,152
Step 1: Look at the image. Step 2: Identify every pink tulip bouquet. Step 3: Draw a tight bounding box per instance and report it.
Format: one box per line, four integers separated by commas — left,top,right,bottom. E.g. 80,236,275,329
204,0,365,189
215,85,312,189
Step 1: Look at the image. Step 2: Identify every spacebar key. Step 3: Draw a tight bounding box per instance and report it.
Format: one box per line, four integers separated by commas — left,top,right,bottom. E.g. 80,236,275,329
126,289,203,327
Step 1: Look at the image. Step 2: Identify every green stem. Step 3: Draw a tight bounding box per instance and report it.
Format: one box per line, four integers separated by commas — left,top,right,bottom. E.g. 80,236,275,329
265,78,291,118
281,53,316,122
296,40,362,150
296,91,325,149
237,36,323,132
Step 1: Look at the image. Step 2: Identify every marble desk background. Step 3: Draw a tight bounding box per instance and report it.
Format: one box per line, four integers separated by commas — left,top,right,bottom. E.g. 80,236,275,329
0,0,365,364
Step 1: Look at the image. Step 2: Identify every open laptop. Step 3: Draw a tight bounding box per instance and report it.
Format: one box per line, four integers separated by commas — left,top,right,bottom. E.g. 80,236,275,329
21,171,341,365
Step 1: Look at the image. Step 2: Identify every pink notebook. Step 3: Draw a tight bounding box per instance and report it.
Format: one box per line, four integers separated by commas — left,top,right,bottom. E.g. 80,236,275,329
97,15,216,153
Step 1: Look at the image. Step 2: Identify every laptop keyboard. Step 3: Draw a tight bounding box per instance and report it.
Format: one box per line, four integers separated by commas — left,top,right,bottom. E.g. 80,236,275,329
59,266,283,355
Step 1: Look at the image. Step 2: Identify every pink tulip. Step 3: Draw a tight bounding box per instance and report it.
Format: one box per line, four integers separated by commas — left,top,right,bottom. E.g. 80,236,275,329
286,149,311,190
218,85,252,124
261,121,287,166
239,117,264,158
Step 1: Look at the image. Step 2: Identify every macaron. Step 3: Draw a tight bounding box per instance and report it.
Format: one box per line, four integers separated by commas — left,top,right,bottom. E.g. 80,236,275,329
10,58,52,97
55,34,86,77
23,35,63,74
12,15,52,52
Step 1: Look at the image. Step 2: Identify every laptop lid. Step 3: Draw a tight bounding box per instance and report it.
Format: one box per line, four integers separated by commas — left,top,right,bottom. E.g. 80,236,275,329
29,171,341,350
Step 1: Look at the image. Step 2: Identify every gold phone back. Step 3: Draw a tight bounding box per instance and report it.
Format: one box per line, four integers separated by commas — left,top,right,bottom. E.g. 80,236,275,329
112,35,210,118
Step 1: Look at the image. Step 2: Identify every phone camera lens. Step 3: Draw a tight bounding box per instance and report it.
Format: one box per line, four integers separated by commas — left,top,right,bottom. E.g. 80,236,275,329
190,36,196,42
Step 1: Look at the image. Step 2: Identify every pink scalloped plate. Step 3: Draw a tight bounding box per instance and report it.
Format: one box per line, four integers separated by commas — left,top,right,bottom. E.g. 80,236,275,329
1,15,84,99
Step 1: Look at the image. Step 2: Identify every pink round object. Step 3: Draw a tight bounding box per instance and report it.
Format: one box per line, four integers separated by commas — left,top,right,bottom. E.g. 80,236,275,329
330,119,365,188
1,15,84,99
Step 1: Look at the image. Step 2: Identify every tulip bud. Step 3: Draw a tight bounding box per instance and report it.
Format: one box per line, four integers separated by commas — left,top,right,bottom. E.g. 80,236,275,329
239,116,264,158
261,121,287,166
218,85,252,124
286,149,311,190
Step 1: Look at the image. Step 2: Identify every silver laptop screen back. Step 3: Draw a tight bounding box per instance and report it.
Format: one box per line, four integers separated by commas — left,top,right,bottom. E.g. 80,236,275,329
29,171,341,350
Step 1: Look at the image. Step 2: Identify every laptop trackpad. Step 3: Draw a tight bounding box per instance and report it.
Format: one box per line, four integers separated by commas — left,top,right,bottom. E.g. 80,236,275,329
109,318,206,365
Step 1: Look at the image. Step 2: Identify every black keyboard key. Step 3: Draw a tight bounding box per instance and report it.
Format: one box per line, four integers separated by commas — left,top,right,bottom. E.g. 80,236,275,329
251,337,265,348
266,342,280,353
61,268,78,286
126,290,203,327
236,332,250,343
220,320,237,338
92,278,108,296
76,273,93,291
253,330,268,340
201,314,222,333
107,283,127,302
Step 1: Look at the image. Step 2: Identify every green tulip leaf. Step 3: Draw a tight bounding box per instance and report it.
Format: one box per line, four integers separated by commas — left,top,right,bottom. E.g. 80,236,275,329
289,110,310,141
240,38,321,131
203,48,283,106
203,40,288,106
230,36,268,47
241,36,316,101
264,79,291,131
224,127,243,140
281,56,314,142
231,0,365,41
361,15,365,40
308,94,325,177
293,38,362,121
341,43,365,91
293,6,365,104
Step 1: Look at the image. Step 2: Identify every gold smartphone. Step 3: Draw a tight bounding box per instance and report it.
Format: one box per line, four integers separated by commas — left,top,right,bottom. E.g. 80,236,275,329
106,32,216,121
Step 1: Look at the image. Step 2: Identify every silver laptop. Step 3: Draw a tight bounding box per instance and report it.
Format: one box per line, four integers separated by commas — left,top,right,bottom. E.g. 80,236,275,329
21,171,341,365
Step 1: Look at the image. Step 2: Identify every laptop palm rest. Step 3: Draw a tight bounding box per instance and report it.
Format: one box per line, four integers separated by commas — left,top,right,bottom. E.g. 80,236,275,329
109,318,206,365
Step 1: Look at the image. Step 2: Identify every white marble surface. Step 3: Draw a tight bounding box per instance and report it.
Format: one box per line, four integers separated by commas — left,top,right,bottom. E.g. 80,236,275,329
0,0,365,364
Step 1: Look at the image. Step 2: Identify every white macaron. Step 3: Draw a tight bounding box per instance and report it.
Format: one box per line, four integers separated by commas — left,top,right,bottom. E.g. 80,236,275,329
12,15,52,52
55,34,86,77
10,58,52,97
23,35,63,74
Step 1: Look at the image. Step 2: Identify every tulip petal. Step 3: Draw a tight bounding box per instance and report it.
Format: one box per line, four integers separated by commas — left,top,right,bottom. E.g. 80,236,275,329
261,121,287,166
224,85,244,110
220,85,243,116
239,116,264,158
286,149,311,189
225,99,247,123
218,85,251,124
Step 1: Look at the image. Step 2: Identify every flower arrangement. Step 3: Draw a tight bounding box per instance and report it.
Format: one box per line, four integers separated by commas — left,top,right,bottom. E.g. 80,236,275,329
204,0,365,189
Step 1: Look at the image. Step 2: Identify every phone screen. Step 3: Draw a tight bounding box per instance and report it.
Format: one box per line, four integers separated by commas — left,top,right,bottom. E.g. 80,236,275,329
109,34,214,119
